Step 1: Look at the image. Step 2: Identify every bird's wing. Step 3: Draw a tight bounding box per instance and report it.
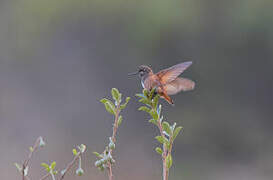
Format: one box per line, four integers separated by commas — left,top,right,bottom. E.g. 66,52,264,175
156,61,192,85
164,77,195,95
143,75,160,90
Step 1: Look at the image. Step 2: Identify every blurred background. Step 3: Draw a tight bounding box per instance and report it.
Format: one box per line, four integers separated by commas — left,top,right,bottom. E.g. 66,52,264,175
1,0,273,179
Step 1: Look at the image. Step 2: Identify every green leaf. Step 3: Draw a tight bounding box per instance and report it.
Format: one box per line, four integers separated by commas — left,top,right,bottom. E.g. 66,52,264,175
152,95,159,108
135,93,145,98
41,163,49,168
111,88,121,103
78,144,87,153
93,152,103,158
139,98,150,105
120,97,130,110
41,163,50,172
100,98,115,115
14,163,22,172
147,88,154,99
148,119,157,125
166,154,173,169
155,136,168,144
138,106,150,113
162,121,171,135
29,146,34,152
143,89,149,98
173,126,183,140
149,110,159,120
73,149,78,156
50,161,56,170
117,115,123,126
53,170,58,175
155,147,163,155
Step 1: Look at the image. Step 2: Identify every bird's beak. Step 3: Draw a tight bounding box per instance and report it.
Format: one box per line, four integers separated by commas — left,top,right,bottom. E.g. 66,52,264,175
128,71,139,76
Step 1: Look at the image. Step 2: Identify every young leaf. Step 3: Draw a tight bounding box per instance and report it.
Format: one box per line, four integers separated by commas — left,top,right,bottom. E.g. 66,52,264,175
117,115,123,126
29,146,34,152
138,106,151,113
111,88,121,103
155,147,163,155
136,93,145,98
148,88,156,100
50,161,56,170
155,136,166,144
100,99,116,115
162,121,171,135
173,126,183,140
73,149,78,156
120,97,130,110
166,154,173,169
143,89,149,98
78,144,87,153
14,163,22,172
139,98,150,105
148,119,157,125
93,152,103,158
149,110,159,120
41,163,50,172
152,95,159,108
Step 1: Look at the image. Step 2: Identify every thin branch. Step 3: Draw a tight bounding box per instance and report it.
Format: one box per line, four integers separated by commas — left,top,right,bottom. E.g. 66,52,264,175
107,161,113,180
22,137,42,180
152,105,169,180
107,103,121,180
39,173,50,180
59,153,82,180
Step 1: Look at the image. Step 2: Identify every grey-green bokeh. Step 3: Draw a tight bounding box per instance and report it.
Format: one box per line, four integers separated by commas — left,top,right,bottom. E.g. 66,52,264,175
1,0,273,179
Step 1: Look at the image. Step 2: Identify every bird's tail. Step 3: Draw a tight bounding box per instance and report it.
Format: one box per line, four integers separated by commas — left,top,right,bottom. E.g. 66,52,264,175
159,92,174,105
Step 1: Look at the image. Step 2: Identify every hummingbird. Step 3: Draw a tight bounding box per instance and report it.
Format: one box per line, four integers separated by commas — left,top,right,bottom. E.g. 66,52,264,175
129,61,195,105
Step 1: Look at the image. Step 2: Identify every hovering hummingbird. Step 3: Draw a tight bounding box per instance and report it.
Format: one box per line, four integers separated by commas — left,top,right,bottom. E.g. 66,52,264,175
129,61,195,105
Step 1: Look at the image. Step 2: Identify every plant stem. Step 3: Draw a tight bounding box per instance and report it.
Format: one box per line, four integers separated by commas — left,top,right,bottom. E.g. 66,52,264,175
107,161,113,180
59,153,82,180
22,137,42,180
152,105,169,180
39,173,50,180
107,103,120,180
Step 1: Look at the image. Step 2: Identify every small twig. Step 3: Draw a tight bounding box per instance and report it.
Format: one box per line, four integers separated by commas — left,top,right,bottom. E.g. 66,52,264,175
152,106,169,180
59,153,82,180
107,103,121,180
107,161,113,180
39,173,50,180
22,137,42,180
